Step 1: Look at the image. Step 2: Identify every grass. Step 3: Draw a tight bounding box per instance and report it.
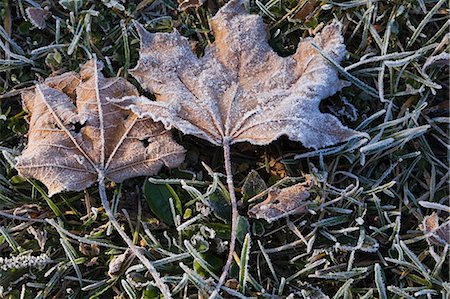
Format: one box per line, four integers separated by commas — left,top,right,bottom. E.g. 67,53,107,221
0,0,449,298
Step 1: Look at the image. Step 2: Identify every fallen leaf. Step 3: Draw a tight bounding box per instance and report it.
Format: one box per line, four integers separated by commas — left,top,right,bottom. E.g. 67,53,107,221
248,181,311,223
108,248,134,277
421,212,450,246
16,59,185,196
113,0,365,149
27,226,47,251
224,278,239,290
25,7,51,29
293,0,319,22
79,243,100,256
12,204,43,217
268,157,286,178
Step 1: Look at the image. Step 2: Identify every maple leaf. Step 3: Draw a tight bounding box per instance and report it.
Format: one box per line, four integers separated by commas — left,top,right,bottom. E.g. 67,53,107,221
110,0,366,296
113,4,365,149
16,59,185,298
16,59,185,196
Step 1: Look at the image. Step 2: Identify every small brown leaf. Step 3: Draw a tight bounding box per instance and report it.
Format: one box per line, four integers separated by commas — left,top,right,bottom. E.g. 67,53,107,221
112,0,366,150
108,248,134,277
248,181,311,223
79,243,100,256
12,204,45,219
421,213,450,246
293,0,319,22
224,278,239,290
27,226,47,251
16,59,185,196
25,7,51,29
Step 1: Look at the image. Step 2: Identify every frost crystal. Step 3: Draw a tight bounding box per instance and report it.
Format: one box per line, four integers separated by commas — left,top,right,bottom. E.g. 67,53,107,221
0,253,52,271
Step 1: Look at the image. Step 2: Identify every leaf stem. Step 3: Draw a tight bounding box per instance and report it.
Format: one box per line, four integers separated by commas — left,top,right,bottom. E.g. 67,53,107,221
209,140,238,298
98,178,172,298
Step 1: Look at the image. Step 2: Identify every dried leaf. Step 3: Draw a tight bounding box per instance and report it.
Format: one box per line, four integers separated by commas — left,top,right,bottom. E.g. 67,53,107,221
16,59,185,196
27,226,47,251
108,248,134,277
293,0,319,22
12,204,44,219
112,0,365,149
25,7,51,29
421,213,450,246
248,181,311,223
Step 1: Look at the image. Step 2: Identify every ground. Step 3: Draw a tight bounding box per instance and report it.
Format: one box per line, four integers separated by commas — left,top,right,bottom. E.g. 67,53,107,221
0,0,449,298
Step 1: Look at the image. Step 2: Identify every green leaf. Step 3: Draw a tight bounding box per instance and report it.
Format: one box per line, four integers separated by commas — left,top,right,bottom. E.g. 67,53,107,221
194,252,223,277
142,286,161,299
241,170,267,202
252,221,266,237
239,233,251,293
207,190,231,222
236,216,250,244
205,223,231,239
375,263,387,299
143,180,182,226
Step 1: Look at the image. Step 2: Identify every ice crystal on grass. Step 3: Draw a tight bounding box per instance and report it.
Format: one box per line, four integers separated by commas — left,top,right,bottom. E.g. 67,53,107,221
0,253,51,271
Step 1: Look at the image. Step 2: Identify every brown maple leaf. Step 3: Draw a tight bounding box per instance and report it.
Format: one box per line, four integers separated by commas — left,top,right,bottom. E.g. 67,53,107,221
110,0,366,296
16,59,185,297
113,5,365,149
16,59,185,196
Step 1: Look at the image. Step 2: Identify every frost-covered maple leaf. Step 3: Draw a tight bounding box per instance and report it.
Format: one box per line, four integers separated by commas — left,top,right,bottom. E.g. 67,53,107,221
16,59,185,196
110,0,365,296
16,59,184,297
113,1,365,149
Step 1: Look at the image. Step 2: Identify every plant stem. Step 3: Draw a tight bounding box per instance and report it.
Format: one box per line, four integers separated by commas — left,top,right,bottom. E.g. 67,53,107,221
209,140,238,298
98,178,172,299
